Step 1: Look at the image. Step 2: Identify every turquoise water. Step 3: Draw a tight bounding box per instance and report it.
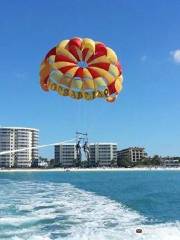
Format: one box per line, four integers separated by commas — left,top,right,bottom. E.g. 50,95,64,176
0,171,180,239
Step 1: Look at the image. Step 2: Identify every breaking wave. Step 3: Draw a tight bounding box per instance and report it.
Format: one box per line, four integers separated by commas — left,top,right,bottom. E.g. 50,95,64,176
0,180,180,240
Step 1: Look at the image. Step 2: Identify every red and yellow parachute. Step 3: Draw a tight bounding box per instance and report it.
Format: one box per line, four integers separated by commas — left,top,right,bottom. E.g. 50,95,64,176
40,37,123,102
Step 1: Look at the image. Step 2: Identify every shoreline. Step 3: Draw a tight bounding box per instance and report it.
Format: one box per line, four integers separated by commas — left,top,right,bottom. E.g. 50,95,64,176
1,167,180,172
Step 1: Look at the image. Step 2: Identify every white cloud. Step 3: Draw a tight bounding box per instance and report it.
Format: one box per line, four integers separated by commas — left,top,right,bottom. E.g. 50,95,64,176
170,49,180,64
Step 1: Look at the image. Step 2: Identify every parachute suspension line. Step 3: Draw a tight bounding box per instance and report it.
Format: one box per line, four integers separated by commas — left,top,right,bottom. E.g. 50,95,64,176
76,100,82,131
74,101,87,136
80,100,88,133
0,138,76,156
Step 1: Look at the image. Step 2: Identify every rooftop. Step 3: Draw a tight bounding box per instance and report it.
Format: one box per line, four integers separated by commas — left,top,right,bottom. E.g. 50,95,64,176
0,127,39,131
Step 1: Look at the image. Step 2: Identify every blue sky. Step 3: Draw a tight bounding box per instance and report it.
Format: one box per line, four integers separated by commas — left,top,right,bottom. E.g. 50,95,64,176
0,0,180,157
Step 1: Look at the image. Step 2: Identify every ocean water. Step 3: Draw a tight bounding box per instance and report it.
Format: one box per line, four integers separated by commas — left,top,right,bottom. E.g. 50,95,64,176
0,171,180,240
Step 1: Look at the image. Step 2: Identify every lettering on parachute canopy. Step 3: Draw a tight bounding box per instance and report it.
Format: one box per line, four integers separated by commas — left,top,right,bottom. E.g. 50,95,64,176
47,81,109,100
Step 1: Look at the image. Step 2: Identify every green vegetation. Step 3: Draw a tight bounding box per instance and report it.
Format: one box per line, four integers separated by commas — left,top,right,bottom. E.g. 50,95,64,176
118,155,162,168
150,155,162,166
117,156,133,168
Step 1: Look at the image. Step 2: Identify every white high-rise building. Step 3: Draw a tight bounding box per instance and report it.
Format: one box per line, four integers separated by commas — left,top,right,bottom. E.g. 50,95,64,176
89,143,117,167
0,127,39,168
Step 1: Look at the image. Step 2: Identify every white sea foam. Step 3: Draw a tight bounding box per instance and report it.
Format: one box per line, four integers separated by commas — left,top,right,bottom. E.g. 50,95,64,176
0,181,180,240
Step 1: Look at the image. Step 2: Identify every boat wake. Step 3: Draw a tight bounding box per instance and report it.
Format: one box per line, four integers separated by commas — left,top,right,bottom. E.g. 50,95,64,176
0,180,180,240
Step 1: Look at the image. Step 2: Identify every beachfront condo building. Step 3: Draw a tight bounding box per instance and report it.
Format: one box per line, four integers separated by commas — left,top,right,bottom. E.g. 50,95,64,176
54,143,117,167
117,147,147,163
0,127,39,168
54,144,77,167
161,158,180,167
89,143,117,167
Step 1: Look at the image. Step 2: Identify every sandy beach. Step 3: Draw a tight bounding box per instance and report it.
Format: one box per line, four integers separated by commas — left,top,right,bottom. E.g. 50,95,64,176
1,167,180,172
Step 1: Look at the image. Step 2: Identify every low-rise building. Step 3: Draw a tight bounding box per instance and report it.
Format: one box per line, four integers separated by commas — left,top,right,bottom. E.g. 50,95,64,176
162,158,180,167
38,157,49,168
118,147,147,163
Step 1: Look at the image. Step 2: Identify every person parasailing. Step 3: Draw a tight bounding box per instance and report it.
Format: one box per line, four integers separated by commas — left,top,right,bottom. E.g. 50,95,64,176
76,140,81,160
83,141,90,162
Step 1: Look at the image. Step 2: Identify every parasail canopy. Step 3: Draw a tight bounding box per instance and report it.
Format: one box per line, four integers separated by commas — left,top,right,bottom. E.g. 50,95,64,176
40,37,123,102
